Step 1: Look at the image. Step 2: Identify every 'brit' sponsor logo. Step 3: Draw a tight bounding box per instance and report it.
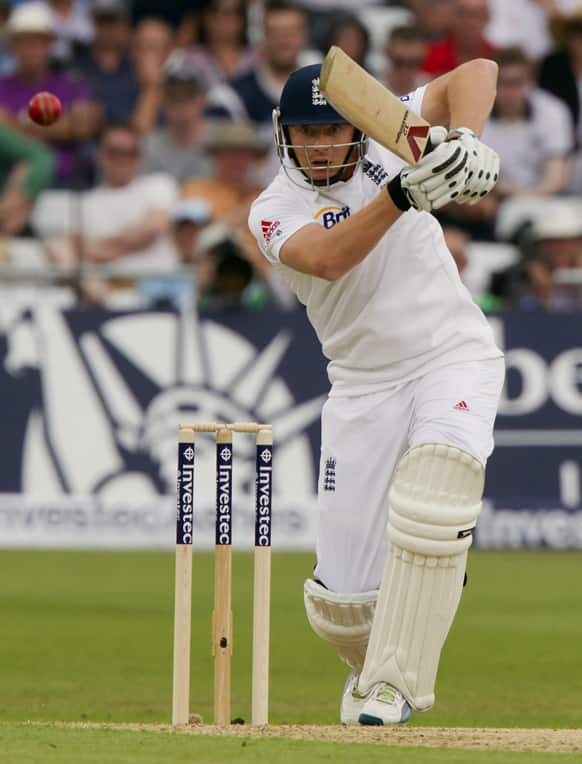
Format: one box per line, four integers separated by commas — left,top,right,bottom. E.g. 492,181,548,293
314,205,351,230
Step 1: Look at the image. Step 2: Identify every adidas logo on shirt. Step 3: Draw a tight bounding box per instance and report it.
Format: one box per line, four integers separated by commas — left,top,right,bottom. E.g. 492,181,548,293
261,219,281,244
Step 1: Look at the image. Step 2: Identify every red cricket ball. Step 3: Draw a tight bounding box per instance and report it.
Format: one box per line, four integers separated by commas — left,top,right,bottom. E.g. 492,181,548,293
27,91,62,126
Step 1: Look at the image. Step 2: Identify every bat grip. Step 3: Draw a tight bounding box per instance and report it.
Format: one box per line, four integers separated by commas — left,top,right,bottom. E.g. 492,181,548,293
424,137,436,156
422,126,448,158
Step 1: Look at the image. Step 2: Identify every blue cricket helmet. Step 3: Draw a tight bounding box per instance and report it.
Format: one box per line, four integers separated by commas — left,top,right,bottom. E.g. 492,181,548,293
279,64,348,126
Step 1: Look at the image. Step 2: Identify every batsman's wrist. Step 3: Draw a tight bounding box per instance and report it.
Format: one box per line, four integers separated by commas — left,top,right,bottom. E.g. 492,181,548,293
386,173,411,212
447,126,477,141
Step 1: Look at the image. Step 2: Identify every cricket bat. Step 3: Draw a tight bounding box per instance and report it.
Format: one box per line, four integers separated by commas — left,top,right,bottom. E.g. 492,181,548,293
319,45,431,164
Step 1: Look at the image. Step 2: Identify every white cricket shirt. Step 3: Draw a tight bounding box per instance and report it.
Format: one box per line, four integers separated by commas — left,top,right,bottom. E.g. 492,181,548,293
249,87,502,396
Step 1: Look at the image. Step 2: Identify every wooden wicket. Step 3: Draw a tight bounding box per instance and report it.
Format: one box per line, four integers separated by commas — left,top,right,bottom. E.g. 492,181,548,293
171,422,273,727
213,426,233,725
172,427,195,726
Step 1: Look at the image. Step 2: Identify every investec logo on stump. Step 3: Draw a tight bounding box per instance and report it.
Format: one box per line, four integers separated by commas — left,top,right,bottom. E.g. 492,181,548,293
177,443,195,544
216,445,233,546
255,446,273,547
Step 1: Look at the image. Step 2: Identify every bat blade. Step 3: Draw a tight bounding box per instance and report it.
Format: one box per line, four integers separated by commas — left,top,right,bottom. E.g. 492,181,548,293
319,46,431,165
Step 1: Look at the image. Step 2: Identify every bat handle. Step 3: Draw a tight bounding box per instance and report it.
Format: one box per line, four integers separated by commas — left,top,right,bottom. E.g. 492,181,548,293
423,125,448,157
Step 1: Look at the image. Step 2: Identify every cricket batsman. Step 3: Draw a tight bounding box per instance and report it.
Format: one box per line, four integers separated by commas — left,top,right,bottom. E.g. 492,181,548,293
248,58,504,725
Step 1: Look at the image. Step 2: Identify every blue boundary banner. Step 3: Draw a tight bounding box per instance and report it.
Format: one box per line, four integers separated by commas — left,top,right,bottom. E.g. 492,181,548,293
0,303,581,548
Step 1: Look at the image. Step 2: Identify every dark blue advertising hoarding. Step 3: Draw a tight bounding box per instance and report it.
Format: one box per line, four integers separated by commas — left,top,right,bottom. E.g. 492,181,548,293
0,302,580,548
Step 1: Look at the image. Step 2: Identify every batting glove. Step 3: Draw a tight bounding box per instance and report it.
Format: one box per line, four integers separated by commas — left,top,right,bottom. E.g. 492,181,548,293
400,126,470,212
446,127,500,205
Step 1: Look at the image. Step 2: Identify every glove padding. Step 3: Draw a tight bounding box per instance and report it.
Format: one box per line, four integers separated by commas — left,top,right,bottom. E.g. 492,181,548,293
448,127,500,205
400,126,470,212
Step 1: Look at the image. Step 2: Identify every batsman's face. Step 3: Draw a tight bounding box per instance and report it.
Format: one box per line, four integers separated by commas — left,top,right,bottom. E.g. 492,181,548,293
287,124,356,182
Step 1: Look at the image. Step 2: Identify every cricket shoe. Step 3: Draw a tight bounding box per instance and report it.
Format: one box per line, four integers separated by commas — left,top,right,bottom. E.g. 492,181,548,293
340,672,371,725
358,682,412,725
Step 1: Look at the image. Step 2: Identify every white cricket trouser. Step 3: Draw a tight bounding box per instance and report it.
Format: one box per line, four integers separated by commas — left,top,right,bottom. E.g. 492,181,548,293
314,358,505,593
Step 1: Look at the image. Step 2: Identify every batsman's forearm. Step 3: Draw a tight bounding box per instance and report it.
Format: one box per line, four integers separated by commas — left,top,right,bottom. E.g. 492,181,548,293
446,59,498,137
312,191,402,281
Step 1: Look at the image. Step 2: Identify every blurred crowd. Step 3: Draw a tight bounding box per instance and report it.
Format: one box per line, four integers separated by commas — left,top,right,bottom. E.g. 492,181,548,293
1,0,582,311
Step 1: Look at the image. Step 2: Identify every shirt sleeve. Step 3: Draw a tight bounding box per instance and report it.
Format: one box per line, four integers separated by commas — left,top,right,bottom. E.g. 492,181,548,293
248,186,315,264
399,86,427,120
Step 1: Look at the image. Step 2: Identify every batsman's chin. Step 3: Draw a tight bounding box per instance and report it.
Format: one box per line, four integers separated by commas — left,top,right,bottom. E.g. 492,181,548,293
309,166,331,180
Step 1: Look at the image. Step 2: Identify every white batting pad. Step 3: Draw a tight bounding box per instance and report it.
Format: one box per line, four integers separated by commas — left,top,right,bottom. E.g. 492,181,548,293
358,444,484,710
304,579,377,673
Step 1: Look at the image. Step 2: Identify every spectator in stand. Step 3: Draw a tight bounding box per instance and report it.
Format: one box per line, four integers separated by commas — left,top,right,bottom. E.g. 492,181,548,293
437,46,573,241
539,7,582,192
322,13,370,69
183,120,295,309
298,0,386,51
422,0,495,77
384,26,428,97
0,2,99,188
169,198,218,302
405,0,455,42
526,205,582,310
485,0,582,61
71,0,139,125
182,119,265,233
540,7,582,128
0,1,14,75
491,198,582,310
208,0,308,134
195,226,259,309
130,17,175,136
139,197,212,308
141,52,212,183
177,0,256,89
171,197,211,268
130,0,191,30
46,123,178,297
0,125,55,235
194,223,282,310
49,0,94,66
482,47,573,198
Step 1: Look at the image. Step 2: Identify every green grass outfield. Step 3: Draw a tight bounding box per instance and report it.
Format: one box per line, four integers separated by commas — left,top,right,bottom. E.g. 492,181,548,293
2,724,582,764
0,549,581,763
